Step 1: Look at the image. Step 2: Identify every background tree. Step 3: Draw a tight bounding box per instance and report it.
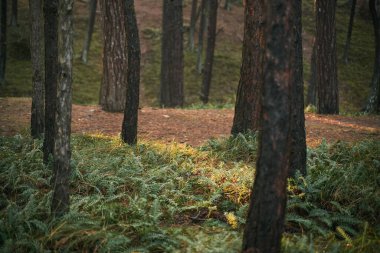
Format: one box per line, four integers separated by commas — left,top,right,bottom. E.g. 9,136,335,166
316,0,339,114
99,0,127,112
307,39,317,106
0,0,6,85
200,0,218,104
188,0,198,51
160,0,184,107
344,0,357,64
242,0,294,252
43,0,59,163
122,0,140,145
10,0,18,27
51,0,74,217
231,0,265,135
196,0,208,74
365,0,380,113
81,0,97,64
224,0,231,11
29,0,44,138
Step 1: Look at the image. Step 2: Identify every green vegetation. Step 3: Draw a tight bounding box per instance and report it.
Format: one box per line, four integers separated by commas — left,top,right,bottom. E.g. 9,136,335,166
1,133,379,252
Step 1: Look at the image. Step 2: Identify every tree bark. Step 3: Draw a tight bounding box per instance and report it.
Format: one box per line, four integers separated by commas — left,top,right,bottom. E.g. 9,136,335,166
160,0,184,107
289,0,307,177
51,0,74,217
10,0,18,27
306,38,317,106
81,0,97,64
99,0,127,112
188,0,198,51
196,0,208,74
365,0,380,113
242,1,293,252
43,0,59,163
344,0,357,64
29,0,44,139
200,0,218,104
122,0,140,145
316,0,339,114
0,0,6,85
231,0,265,135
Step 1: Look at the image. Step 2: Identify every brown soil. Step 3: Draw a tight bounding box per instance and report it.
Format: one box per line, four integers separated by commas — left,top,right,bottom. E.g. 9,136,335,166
1,98,379,147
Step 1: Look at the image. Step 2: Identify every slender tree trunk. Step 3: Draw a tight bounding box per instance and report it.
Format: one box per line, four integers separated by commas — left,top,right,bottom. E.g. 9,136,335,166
289,0,307,177
316,0,339,114
307,38,317,106
344,0,357,64
51,0,74,217
29,0,44,139
365,0,380,113
188,0,198,51
160,0,184,107
81,0,97,64
10,0,17,27
43,0,59,163
0,0,6,85
231,0,265,135
122,0,140,145
200,0,218,104
242,0,293,251
196,0,208,74
99,0,127,112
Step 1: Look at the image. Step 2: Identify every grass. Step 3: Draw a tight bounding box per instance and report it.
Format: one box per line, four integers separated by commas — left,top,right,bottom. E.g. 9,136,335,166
0,133,379,252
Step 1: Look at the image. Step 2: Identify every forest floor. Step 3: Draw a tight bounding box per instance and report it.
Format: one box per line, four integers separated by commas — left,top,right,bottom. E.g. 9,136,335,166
1,97,379,147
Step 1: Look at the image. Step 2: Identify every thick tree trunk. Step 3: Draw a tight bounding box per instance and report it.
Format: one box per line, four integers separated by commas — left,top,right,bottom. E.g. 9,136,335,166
81,0,97,64
365,0,380,113
231,0,265,135
99,0,127,112
0,0,6,85
122,0,140,145
242,1,293,252
200,0,217,104
306,38,317,106
51,0,74,217
43,0,59,163
160,0,184,107
29,0,44,139
188,0,198,51
196,0,208,74
289,0,307,177
344,0,357,64
316,0,339,114
10,0,17,27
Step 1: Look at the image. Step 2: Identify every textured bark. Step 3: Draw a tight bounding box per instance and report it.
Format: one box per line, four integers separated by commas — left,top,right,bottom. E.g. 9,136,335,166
200,0,217,104
43,0,58,163
29,0,45,139
344,0,357,64
122,0,140,145
160,0,184,107
188,0,198,51
10,0,17,27
289,0,307,177
307,38,317,106
365,0,380,113
242,1,293,252
316,0,339,114
231,0,265,135
196,0,208,74
51,0,74,217
81,0,97,64
99,0,127,112
0,0,6,85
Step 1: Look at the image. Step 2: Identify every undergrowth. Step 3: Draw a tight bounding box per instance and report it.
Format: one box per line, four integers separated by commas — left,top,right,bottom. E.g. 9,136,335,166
1,133,379,252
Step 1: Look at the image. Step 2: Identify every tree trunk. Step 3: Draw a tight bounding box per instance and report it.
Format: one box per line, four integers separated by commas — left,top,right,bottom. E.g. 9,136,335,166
43,0,59,163
242,0,293,252
344,0,357,64
224,0,231,11
188,0,198,51
29,0,44,139
200,0,218,104
306,38,317,106
10,0,17,27
365,0,380,113
289,0,307,177
316,0,339,114
81,0,97,64
122,0,140,145
196,0,208,74
99,0,127,112
0,0,6,85
160,0,184,107
51,0,74,217
231,0,265,135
